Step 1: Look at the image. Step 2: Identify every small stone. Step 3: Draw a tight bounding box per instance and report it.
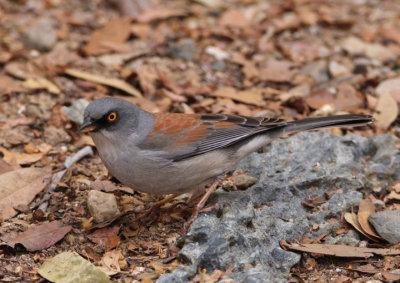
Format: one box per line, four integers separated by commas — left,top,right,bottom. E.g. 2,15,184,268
373,199,385,210
329,61,350,77
211,60,226,71
87,190,120,223
25,104,43,119
22,18,57,52
205,46,229,61
369,210,400,244
169,39,196,60
341,36,366,55
301,60,329,83
233,174,257,190
324,230,360,247
63,99,89,124
44,126,72,145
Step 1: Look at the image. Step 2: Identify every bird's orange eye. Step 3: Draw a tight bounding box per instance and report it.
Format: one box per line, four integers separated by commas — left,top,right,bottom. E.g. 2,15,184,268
107,112,117,122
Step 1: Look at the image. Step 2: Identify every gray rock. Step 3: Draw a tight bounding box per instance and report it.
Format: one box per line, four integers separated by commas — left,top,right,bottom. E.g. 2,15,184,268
369,210,400,244
44,126,71,145
233,175,257,190
87,190,120,223
169,39,196,60
212,60,226,71
63,99,89,124
325,230,361,247
301,60,329,83
158,132,400,282
22,18,57,52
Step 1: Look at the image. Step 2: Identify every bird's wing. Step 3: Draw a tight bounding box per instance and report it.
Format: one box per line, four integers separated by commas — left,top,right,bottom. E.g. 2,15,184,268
139,113,286,161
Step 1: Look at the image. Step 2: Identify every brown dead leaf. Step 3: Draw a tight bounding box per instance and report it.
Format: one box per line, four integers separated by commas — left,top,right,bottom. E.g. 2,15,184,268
0,167,51,220
305,89,336,109
382,270,400,281
22,78,60,94
65,68,142,98
83,18,131,56
0,158,15,175
0,116,33,131
259,60,295,82
98,249,126,275
335,274,352,283
386,190,400,201
0,76,26,95
344,212,379,242
1,221,71,251
0,147,45,165
90,180,133,194
280,240,400,257
374,91,399,130
219,9,250,28
193,269,224,283
136,8,186,23
87,226,120,250
335,84,364,111
301,195,326,208
358,199,384,240
213,87,263,106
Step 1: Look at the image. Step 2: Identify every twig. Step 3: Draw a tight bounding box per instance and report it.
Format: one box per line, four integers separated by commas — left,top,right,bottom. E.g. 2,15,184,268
37,146,94,212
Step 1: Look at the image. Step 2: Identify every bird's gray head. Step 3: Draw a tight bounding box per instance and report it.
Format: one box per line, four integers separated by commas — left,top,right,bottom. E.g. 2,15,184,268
80,97,143,137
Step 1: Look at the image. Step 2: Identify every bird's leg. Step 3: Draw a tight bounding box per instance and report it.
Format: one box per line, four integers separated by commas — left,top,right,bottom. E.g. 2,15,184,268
134,193,181,222
184,181,219,229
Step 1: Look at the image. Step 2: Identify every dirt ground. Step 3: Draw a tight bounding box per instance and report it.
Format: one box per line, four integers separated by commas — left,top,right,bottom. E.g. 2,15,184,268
0,0,400,282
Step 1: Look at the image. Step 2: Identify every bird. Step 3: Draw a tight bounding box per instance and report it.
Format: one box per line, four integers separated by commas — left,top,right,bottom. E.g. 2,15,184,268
80,97,373,227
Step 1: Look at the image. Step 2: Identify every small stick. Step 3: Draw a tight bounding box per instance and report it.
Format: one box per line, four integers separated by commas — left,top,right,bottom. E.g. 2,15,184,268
36,146,94,212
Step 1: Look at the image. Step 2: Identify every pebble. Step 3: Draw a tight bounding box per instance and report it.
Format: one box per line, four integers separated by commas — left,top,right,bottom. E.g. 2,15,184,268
169,39,196,60
233,174,257,190
329,61,350,77
44,126,72,145
22,18,57,52
63,99,89,124
369,210,400,244
87,190,121,223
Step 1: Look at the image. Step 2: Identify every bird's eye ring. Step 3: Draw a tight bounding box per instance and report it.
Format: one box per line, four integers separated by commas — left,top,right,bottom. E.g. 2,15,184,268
107,112,117,122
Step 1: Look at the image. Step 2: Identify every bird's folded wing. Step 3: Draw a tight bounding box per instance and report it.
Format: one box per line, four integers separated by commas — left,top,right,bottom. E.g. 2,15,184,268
139,113,286,161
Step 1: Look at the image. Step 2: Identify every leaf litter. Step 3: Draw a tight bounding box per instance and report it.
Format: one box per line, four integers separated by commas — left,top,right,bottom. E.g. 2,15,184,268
0,0,400,282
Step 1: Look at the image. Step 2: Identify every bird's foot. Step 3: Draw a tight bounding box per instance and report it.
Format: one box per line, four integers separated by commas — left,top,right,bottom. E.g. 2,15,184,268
184,181,219,230
133,193,181,223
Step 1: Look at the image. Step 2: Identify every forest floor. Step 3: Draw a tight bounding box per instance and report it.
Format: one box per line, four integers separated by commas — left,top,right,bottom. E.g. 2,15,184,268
0,0,400,282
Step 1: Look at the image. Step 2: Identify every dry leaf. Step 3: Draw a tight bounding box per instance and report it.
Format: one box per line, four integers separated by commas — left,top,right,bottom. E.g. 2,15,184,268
374,91,399,129
0,167,51,220
219,9,250,28
39,252,110,282
344,212,379,242
213,87,263,106
358,199,384,240
280,240,400,257
83,18,131,56
136,8,186,23
0,146,45,165
22,78,60,94
99,249,126,275
90,180,133,194
65,68,142,98
335,84,363,111
301,195,326,208
0,76,26,95
87,226,120,250
2,221,71,251
386,190,400,201
0,158,14,175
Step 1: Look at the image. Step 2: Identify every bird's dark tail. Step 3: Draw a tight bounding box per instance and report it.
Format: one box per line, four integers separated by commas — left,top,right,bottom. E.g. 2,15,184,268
283,114,373,134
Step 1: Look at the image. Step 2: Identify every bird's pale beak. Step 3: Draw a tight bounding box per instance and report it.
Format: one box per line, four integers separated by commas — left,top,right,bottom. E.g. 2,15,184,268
79,120,97,133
